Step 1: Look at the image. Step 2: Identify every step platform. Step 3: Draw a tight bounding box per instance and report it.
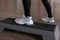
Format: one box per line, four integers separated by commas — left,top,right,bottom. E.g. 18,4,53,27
0,18,59,40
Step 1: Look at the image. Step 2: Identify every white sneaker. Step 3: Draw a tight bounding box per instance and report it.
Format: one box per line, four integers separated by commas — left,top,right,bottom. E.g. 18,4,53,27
15,16,34,25
42,17,55,23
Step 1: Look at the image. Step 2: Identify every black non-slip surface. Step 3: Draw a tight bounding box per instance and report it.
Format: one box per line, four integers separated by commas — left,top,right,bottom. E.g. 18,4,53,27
0,18,56,32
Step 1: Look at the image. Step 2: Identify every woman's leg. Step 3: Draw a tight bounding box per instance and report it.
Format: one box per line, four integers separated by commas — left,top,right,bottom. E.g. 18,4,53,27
41,0,52,18
15,0,33,25
22,0,31,17
41,0,55,22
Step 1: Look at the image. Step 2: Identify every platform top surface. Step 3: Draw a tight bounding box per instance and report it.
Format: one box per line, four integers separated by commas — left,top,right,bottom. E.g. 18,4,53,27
0,18,56,32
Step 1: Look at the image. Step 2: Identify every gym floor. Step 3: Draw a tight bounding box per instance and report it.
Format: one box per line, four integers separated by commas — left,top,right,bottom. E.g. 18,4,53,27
0,0,60,40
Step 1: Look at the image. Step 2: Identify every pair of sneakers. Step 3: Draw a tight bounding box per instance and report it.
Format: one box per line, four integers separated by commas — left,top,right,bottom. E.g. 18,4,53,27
15,15,55,25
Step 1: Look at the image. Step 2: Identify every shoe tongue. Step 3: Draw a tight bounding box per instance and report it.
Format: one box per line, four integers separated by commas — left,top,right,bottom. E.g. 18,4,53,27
22,15,32,19
26,17,32,19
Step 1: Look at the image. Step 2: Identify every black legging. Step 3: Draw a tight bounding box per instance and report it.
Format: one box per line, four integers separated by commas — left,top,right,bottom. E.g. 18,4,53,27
22,0,52,18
